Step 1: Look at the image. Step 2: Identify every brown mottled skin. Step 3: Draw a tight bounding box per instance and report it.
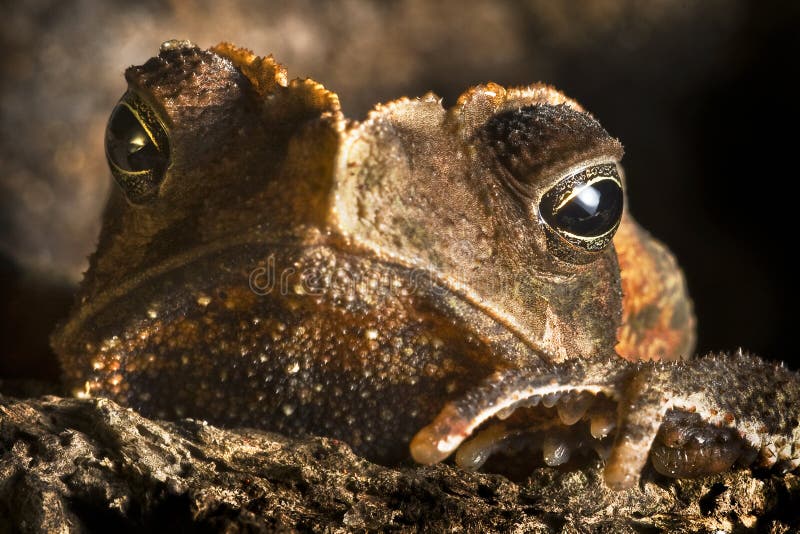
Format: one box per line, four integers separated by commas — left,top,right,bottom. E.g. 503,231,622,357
52,41,799,490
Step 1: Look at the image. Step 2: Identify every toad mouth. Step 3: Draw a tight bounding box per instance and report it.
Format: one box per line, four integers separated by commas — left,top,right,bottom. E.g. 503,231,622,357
56,226,569,366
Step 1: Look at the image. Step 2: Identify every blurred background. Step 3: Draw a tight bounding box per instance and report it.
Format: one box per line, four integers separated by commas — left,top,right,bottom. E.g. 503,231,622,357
1,0,798,388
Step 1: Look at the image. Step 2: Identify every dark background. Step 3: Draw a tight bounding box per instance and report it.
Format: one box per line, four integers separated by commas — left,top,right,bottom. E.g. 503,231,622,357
1,0,798,387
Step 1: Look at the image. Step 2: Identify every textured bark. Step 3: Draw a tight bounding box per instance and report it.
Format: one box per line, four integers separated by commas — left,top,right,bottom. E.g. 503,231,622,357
0,394,797,533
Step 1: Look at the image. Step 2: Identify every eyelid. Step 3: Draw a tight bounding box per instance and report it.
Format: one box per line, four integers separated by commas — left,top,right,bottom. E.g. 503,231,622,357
119,101,162,150
554,175,619,212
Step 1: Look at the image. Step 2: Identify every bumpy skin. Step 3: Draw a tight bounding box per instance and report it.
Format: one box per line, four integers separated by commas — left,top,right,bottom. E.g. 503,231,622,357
52,41,799,489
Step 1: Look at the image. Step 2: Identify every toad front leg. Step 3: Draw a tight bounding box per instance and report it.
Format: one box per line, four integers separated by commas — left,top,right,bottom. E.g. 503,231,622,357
411,352,800,490
606,352,800,489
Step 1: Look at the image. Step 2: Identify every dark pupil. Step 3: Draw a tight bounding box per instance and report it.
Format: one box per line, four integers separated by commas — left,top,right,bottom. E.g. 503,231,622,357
105,104,161,172
553,179,623,237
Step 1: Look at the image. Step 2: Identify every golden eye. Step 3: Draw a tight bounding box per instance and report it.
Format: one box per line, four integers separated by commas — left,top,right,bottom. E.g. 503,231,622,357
540,163,624,263
105,91,169,203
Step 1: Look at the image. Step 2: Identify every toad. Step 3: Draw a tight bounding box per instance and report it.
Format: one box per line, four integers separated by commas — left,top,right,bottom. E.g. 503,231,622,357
52,41,800,490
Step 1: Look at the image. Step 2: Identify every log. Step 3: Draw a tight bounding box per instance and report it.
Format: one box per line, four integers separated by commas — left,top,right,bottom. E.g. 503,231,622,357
1,394,797,532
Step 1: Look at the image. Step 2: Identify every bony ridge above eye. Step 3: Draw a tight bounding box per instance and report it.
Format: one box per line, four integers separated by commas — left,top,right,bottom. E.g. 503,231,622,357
105,90,170,204
539,163,624,263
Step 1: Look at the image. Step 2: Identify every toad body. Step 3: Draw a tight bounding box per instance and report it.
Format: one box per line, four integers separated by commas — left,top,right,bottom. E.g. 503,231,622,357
52,41,800,490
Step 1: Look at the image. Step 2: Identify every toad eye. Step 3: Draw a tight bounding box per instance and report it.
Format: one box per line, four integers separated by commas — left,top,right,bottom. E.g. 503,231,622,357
539,163,624,263
105,91,170,204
